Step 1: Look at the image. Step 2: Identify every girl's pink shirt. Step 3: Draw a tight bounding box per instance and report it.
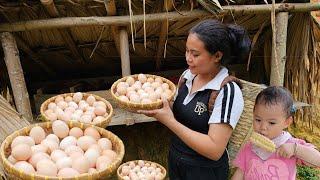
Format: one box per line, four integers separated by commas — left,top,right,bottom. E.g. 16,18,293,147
233,137,314,180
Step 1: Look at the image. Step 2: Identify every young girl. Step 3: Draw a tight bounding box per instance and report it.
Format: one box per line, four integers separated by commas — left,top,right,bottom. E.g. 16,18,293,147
138,20,251,179
232,86,320,180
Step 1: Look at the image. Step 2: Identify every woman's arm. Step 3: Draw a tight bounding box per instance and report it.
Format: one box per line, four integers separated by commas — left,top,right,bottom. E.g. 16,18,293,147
231,168,244,180
138,99,233,160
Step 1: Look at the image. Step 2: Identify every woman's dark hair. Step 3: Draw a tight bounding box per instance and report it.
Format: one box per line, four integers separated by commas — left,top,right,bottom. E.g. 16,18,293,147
254,86,294,118
189,19,251,65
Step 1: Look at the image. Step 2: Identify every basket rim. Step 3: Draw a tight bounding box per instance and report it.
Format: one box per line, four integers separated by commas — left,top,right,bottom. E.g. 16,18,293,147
116,160,166,179
40,92,113,127
0,121,124,180
110,74,177,109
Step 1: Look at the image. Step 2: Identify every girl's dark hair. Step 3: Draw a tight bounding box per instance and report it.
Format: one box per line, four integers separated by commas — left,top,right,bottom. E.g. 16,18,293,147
254,86,294,118
189,19,251,65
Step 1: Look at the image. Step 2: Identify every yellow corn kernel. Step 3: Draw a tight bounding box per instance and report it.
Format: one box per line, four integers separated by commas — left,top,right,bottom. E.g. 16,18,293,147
250,132,276,152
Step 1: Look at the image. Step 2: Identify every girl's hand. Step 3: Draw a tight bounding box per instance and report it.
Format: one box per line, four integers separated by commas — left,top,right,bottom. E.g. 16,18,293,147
137,97,175,125
276,143,295,158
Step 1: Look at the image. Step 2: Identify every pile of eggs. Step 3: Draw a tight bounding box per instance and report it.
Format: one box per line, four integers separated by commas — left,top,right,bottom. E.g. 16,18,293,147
115,74,174,104
119,160,165,180
43,92,108,124
7,120,118,177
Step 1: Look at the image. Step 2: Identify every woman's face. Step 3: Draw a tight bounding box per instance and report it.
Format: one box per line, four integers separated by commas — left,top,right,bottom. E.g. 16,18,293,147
185,33,220,75
253,103,292,140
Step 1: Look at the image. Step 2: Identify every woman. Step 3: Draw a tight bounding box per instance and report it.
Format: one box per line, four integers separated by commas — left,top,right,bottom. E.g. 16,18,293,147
138,19,251,179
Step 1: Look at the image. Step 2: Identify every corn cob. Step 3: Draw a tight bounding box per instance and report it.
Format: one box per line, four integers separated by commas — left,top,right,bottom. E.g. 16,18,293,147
250,132,276,152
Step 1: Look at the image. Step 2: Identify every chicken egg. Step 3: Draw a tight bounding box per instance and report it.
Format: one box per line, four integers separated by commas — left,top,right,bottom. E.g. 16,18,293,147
73,92,83,103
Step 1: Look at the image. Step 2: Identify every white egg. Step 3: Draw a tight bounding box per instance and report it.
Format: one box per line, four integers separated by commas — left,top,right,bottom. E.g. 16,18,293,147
126,77,135,86
73,92,83,103
86,95,96,106
138,74,147,83
48,102,57,110
68,101,78,109
142,82,151,89
117,82,129,89
117,86,127,96
161,83,169,89
119,95,129,102
60,136,77,150
129,94,140,103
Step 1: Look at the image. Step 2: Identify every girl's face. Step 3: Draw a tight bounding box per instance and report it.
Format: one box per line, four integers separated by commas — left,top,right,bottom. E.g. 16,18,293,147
253,103,292,140
185,33,220,75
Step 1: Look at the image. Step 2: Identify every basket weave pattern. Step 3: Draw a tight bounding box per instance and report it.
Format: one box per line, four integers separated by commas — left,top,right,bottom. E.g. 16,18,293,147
40,93,113,128
117,160,166,180
228,80,265,165
111,74,177,111
0,121,125,180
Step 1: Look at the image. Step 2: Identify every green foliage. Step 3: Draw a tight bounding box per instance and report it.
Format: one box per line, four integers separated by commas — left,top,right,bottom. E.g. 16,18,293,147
297,165,320,180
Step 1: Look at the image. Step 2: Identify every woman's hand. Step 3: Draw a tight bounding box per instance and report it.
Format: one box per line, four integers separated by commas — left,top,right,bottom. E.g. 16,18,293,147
137,97,175,125
276,143,295,159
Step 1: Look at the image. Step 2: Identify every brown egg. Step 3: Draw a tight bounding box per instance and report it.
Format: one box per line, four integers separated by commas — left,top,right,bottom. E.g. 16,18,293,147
117,86,127,96
56,157,72,170
64,96,73,103
94,106,106,116
69,127,83,138
52,120,69,138
84,127,101,140
126,77,135,86
96,156,113,171
86,95,96,106
31,144,48,154
138,74,147,83
93,101,106,109
29,126,46,144
92,116,105,124
155,77,163,84
151,82,161,89
58,168,80,177
73,92,83,103
47,102,57,110
11,144,32,161
11,136,35,148
60,136,77,150
64,145,84,156
7,155,17,164
51,149,68,162
28,152,50,168
77,136,97,151
98,138,112,150
147,77,154,83
161,83,169,89
121,165,130,176
41,139,59,153
72,156,90,174
84,148,100,168
37,159,58,176
55,96,64,104
102,150,117,161
14,161,35,174
46,134,60,144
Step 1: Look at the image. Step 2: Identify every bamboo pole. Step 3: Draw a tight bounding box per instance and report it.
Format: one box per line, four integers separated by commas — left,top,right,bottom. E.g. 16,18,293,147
0,3,319,32
155,0,174,71
119,28,131,76
1,32,33,122
41,0,87,63
270,12,289,86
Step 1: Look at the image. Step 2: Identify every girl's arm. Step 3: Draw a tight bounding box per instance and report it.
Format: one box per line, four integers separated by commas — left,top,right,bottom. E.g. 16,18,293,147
231,168,244,180
277,143,320,167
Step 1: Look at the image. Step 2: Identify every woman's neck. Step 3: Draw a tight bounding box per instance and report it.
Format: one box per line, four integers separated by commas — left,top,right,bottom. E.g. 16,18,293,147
196,66,222,83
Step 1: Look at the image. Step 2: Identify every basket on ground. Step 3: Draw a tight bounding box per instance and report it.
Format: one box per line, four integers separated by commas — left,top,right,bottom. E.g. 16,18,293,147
0,121,125,180
117,160,166,180
111,74,176,111
40,92,113,128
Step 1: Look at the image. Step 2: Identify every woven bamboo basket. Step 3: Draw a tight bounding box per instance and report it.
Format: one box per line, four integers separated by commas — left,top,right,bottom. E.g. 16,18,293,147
111,74,176,111
227,80,265,166
0,121,125,180
117,160,166,180
40,93,113,128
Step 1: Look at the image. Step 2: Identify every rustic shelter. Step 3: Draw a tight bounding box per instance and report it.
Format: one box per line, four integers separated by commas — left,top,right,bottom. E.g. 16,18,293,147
0,0,320,179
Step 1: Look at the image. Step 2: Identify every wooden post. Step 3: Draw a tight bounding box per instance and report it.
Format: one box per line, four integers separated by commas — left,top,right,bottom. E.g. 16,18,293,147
119,28,131,76
270,12,288,86
104,0,121,54
1,32,33,122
